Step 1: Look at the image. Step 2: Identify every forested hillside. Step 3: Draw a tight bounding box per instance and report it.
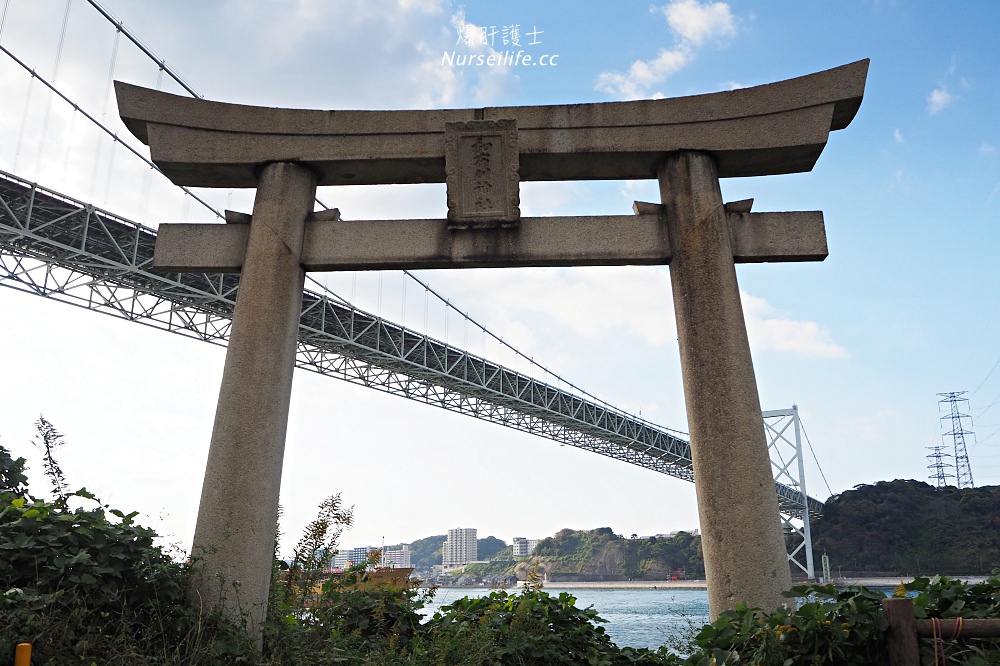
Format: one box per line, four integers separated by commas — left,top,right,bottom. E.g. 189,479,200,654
402,481,999,578
404,534,445,568
400,534,508,568
813,479,1000,575
525,527,704,580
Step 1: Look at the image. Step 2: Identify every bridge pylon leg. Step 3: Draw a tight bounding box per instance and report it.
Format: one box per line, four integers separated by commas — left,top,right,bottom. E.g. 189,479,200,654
659,152,792,617
189,162,316,644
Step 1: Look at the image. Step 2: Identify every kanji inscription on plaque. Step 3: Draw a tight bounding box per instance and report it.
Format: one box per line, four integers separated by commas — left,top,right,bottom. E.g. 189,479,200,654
445,119,519,228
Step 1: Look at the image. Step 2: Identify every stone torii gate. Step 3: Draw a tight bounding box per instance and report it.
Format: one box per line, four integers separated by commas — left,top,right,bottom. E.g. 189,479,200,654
116,59,868,636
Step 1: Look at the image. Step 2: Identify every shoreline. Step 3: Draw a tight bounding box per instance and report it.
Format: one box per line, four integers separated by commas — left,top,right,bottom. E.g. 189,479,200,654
432,575,990,591
432,580,708,590
541,580,707,589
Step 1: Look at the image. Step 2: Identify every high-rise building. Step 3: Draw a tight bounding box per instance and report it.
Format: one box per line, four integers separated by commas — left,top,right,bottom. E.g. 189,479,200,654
442,528,477,566
511,537,538,557
383,545,412,568
350,546,377,566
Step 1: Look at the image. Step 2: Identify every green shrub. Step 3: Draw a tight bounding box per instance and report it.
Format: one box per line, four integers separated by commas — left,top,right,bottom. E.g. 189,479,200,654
6,421,1000,665
677,585,887,665
419,582,671,665
0,426,254,665
904,575,1000,665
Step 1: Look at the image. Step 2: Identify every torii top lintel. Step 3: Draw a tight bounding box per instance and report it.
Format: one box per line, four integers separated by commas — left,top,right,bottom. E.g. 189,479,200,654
115,60,868,189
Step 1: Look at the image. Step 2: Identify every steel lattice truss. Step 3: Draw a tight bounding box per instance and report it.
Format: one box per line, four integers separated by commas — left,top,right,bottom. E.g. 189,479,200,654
0,170,823,519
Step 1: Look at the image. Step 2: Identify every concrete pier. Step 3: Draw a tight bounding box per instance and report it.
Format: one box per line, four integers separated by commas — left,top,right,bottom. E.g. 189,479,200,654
189,162,316,636
658,152,792,616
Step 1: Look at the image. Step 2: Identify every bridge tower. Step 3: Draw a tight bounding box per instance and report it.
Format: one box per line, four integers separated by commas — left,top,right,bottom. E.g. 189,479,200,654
763,406,815,580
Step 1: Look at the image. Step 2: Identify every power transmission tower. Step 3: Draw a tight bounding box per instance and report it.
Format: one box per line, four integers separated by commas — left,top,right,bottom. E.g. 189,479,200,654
938,392,975,489
925,444,953,488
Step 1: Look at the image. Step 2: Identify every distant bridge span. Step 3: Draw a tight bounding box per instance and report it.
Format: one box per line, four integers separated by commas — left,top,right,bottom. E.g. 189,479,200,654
0,169,822,520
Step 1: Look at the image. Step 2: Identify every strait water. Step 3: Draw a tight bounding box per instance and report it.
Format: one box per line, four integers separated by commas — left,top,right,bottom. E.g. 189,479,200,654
423,587,711,650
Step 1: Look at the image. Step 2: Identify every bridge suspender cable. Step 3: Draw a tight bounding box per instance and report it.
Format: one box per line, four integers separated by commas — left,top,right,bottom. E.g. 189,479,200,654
0,42,223,220
34,0,72,177
81,0,666,427
83,0,202,99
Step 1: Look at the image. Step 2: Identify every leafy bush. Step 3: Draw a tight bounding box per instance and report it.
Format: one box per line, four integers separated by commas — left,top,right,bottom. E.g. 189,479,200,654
676,585,888,665
6,420,1000,665
904,575,1000,664
0,424,254,665
420,582,670,666
673,577,1000,665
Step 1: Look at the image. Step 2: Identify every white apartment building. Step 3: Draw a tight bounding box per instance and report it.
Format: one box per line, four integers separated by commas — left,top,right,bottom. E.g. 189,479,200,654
382,545,412,568
442,528,477,566
511,537,538,558
333,544,411,569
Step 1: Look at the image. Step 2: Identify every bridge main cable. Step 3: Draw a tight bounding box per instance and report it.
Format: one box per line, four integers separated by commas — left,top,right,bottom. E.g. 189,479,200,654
0,168,822,519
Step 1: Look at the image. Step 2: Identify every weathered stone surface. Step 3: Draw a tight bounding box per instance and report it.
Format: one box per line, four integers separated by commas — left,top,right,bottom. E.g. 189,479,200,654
115,60,868,187
132,59,868,642
445,119,519,228
152,209,825,272
728,210,827,262
189,162,316,640
658,151,792,617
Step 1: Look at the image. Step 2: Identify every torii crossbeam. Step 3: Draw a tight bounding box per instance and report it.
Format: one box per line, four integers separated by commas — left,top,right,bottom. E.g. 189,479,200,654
116,59,868,638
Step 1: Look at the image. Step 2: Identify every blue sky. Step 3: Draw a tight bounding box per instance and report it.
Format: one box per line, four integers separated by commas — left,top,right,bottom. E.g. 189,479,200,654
0,1,998,557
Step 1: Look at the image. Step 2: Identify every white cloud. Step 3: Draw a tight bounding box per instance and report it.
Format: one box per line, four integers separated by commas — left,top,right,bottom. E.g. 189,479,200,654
443,9,519,105
595,0,736,99
444,267,678,348
661,0,737,46
893,128,904,143
433,268,847,360
397,0,444,12
617,179,659,203
595,48,690,99
980,143,996,156
741,292,849,358
927,87,954,115
946,55,958,76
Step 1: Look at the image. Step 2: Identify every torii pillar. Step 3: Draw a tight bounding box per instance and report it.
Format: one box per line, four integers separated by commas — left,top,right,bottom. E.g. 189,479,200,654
660,152,791,612
116,59,867,638
187,162,315,636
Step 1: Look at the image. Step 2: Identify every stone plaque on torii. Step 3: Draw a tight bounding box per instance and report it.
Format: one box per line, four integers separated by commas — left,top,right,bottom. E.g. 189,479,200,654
116,59,868,637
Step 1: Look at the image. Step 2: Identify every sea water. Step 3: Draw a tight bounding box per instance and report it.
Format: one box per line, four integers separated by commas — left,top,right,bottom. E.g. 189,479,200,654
423,587,711,650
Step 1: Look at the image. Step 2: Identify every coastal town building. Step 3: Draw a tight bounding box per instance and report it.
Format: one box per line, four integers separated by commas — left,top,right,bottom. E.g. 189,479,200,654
443,528,477,566
512,537,538,557
382,545,412,568
656,529,700,539
332,544,410,568
350,546,376,565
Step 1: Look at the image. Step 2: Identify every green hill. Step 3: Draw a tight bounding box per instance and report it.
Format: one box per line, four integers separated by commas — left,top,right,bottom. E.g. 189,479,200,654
523,527,704,581
812,479,1000,575
402,481,1000,578
404,534,445,568
403,534,509,568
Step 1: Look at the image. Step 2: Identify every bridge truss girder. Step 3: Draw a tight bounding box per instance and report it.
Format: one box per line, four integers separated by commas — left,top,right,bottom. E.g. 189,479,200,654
0,169,824,522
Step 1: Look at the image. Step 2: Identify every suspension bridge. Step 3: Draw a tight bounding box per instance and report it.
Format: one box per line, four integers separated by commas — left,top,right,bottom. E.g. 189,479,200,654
0,0,827,575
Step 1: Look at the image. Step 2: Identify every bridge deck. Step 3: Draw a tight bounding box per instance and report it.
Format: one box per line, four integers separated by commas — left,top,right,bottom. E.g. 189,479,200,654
0,169,823,519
